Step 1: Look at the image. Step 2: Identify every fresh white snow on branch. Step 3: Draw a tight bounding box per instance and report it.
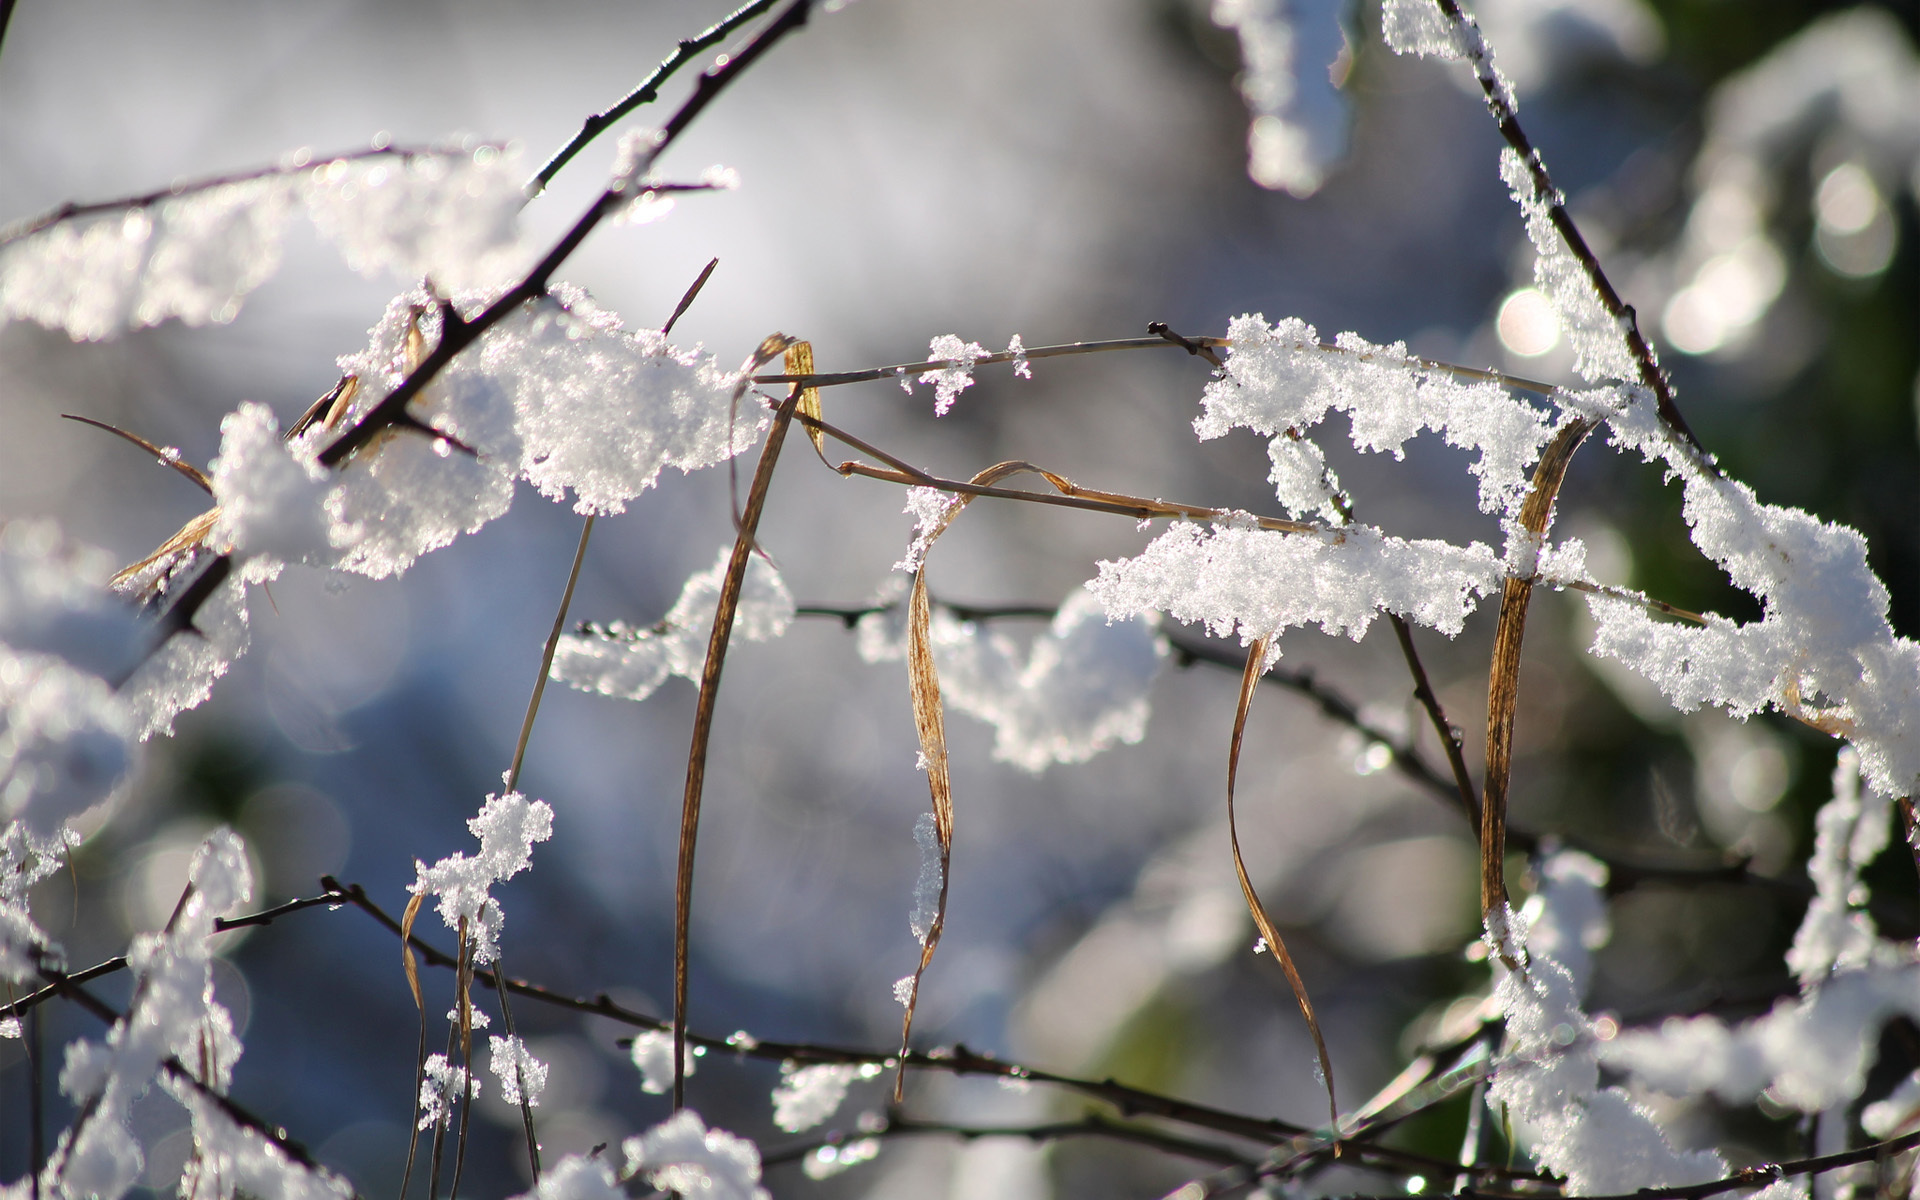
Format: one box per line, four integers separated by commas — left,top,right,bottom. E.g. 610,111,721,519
916,334,987,416
771,1062,864,1133
552,546,794,702
1499,149,1639,383
410,787,555,966
629,1029,697,1096
623,1110,770,1200
208,402,335,567
488,1035,550,1108
857,585,1167,771
0,146,528,341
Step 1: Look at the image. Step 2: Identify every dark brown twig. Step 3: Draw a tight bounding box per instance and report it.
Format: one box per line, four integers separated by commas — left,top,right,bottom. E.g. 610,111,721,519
761,1113,1256,1172
61,415,214,494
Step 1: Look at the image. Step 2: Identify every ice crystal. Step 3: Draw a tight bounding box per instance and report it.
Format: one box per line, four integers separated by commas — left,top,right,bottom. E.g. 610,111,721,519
624,1110,769,1200
410,789,554,966
918,334,986,416
772,1062,857,1132
630,1029,696,1095
488,1035,550,1108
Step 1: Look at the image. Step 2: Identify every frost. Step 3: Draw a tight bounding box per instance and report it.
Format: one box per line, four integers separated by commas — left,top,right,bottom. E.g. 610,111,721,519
1500,149,1639,383
1201,316,1555,528
552,546,794,702
410,789,554,966
1092,519,1500,656
488,1035,549,1108
630,1029,697,1095
918,334,987,416
208,402,334,566
418,1054,475,1130
909,813,942,943
772,1062,857,1132
623,1110,770,1200
0,655,132,840
892,975,915,1007
1213,0,1352,196
0,522,144,681
1,148,526,341
1382,0,1465,58
490,286,758,515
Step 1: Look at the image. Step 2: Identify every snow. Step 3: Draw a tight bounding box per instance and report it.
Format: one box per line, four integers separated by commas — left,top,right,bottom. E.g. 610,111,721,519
1381,0,1465,58
410,789,555,966
512,1156,625,1200
771,1062,858,1132
1499,149,1640,383
858,585,1167,771
0,522,145,681
488,1035,549,1108
1,147,526,341
917,334,987,416
1092,518,1500,659
1007,334,1032,379
118,557,263,741
1786,748,1887,986
893,487,963,574
630,1029,696,1095
208,402,334,566
418,1054,475,1130
909,813,942,942
801,1137,881,1180
551,546,794,702
1212,0,1351,196
623,1110,769,1200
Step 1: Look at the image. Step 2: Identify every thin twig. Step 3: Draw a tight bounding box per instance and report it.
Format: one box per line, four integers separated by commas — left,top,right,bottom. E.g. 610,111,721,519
761,1113,1256,1171
60,415,214,494
506,518,594,794
527,0,781,195
1391,614,1481,829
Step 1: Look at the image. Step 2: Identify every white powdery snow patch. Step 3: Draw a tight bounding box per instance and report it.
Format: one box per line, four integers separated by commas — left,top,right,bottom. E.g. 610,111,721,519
1092,519,1499,658
418,1055,475,1131
629,1029,697,1095
0,655,132,842
917,334,987,416
1563,385,1920,801
0,822,76,986
208,402,334,566
510,1155,625,1200
410,788,554,966
909,813,942,942
1786,748,1888,987
117,557,265,741
624,1110,770,1200
0,522,144,682
1,147,526,341
858,586,1167,771
1499,149,1639,383
552,546,794,702
1381,0,1465,57
771,1062,859,1132
894,487,963,574
1488,852,1727,1197
1212,0,1351,196
488,285,757,515
1201,315,1555,528
488,1035,549,1108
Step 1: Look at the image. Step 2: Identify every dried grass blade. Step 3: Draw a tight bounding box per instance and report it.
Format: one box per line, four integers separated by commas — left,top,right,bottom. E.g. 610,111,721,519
893,570,952,1103
401,891,425,1012
1481,418,1594,945
673,344,802,1111
60,414,213,494
785,340,829,464
1228,637,1339,1130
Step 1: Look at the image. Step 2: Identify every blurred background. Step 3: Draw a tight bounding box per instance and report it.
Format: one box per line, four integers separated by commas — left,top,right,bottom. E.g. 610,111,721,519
1,0,1916,1196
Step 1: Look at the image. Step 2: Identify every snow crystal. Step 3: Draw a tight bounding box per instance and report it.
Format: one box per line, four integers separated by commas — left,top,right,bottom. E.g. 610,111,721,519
488,1035,549,1108
0,822,73,985
623,1110,770,1200
630,1029,697,1095
894,486,963,574
772,1062,857,1132
1092,519,1500,656
552,546,794,702
305,146,528,295
892,975,915,1007
1515,849,1610,992
0,521,144,681
208,402,334,566
1499,149,1639,383
1007,334,1032,379
488,286,756,515
909,813,942,943
1381,0,1465,58
0,658,132,840
918,335,987,416
1201,315,1555,528
418,1054,474,1130
410,789,554,965
1,148,526,341
1213,0,1351,196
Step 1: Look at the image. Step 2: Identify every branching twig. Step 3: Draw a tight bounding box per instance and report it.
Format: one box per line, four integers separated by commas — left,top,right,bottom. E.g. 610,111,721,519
761,1112,1256,1171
